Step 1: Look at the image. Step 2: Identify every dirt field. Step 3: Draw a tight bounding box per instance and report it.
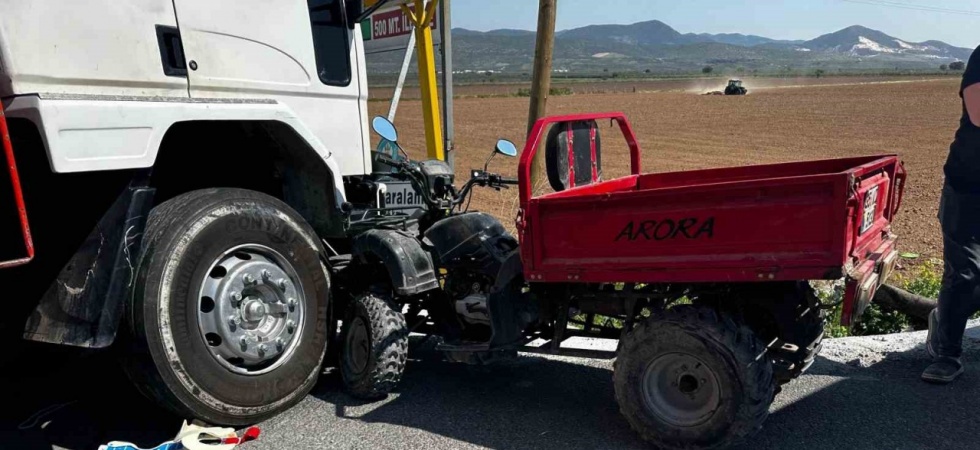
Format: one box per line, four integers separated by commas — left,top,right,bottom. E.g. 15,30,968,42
370,75,957,99
371,77,962,260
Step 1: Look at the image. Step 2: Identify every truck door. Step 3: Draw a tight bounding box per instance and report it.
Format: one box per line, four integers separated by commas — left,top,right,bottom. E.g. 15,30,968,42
171,0,369,175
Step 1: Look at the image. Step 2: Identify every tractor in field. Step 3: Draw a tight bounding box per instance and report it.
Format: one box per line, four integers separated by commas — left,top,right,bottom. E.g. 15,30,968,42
2,1,905,449
725,79,748,95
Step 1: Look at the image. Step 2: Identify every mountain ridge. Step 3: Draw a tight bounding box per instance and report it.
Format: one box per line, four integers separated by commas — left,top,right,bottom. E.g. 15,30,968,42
367,20,974,73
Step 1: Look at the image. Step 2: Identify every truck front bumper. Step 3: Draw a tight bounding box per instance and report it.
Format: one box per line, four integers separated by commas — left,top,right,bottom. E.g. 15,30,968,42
842,234,899,327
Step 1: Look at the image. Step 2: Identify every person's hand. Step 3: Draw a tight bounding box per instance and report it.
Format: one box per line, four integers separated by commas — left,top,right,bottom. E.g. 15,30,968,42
966,82,980,127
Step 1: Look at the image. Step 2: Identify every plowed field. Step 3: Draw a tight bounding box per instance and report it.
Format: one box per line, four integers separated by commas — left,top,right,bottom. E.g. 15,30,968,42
371,77,963,260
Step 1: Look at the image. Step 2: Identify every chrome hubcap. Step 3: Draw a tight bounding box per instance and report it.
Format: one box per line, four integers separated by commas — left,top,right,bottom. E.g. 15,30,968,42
641,353,722,427
197,244,305,375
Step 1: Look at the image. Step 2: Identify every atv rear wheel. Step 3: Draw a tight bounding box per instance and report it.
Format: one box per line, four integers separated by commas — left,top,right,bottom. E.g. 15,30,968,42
614,306,774,450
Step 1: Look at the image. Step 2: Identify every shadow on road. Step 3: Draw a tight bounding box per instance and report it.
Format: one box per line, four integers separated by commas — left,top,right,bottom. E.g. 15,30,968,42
0,343,181,450
307,345,648,449
4,331,980,450
739,333,980,450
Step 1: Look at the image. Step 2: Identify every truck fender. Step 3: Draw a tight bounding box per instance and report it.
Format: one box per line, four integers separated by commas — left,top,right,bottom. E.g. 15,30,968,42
351,230,440,296
22,185,155,348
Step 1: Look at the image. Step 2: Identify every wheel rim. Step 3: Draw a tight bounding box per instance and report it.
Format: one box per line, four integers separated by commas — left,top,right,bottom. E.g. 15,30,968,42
344,316,370,376
641,352,722,427
197,244,305,375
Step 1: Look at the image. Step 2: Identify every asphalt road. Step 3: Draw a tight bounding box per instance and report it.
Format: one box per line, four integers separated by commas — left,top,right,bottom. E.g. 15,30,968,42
4,324,980,450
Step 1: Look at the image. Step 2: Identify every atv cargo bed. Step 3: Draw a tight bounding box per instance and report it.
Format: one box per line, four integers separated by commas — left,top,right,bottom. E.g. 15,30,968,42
518,113,905,288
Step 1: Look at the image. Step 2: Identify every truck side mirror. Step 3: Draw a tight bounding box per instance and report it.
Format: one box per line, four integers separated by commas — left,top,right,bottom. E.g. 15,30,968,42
545,120,602,192
349,0,397,26
346,0,364,28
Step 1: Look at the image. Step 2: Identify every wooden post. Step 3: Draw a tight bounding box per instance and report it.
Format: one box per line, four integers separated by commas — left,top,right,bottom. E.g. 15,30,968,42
527,0,557,185
527,0,557,135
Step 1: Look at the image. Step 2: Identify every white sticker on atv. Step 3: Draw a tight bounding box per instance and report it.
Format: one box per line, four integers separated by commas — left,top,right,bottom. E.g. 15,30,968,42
384,181,426,215
861,185,879,234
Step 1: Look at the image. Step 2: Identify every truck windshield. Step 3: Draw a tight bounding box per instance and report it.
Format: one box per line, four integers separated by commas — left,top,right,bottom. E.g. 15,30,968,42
308,0,352,86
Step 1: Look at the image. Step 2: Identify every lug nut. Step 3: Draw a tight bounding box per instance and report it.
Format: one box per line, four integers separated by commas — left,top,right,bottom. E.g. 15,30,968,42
287,298,297,311
243,273,256,285
239,336,248,350
287,320,295,334
277,278,288,290
231,291,243,305
261,270,272,281
276,338,285,351
228,315,240,328
258,344,267,356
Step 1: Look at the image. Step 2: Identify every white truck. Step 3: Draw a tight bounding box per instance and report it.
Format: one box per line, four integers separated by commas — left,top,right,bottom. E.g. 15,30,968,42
1,0,407,425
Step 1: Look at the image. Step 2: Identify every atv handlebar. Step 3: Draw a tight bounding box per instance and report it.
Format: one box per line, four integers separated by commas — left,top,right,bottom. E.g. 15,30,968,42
376,152,514,211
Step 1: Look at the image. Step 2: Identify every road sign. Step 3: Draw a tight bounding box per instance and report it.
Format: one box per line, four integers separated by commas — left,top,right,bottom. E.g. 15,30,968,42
361,0,441,54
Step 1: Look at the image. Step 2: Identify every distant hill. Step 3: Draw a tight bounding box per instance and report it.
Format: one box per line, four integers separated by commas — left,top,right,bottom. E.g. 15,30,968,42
688,33,804,47
367,20,974,74
802,25,973,61
556,20,689,46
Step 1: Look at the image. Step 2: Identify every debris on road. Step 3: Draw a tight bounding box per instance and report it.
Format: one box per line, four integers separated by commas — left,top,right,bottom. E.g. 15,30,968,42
98,421,260,450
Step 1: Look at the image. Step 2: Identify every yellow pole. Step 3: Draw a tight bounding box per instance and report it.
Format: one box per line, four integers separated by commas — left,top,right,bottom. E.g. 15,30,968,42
402,0,444,161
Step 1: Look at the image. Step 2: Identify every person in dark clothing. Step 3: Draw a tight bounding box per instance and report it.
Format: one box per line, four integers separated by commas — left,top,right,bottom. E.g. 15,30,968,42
923,44,980,384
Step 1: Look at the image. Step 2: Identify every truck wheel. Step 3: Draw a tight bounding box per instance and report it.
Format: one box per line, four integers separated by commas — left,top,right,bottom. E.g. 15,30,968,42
340,291,408,399
123,188,329,426
614,306,774,450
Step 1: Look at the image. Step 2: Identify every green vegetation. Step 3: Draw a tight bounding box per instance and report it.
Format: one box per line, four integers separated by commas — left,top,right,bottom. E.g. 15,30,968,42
903,259,943,299
822,259,944,338
515,87,574,97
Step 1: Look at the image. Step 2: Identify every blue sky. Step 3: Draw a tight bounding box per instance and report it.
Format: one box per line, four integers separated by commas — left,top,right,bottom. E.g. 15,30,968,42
451,0,980,48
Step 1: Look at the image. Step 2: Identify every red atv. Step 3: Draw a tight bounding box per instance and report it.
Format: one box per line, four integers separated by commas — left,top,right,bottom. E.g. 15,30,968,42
334,112,903,449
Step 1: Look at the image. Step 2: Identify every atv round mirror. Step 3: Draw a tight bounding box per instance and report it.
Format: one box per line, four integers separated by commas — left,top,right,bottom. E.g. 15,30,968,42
495,139,518,157
372,116,398,143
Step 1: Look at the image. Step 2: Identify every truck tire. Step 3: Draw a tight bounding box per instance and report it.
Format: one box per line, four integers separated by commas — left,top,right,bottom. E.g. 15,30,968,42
122,188,329,426
340,291,408,399
614,306,774,450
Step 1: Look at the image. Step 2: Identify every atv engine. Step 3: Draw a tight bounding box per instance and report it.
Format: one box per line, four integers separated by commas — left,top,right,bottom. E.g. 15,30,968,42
446,273,493,335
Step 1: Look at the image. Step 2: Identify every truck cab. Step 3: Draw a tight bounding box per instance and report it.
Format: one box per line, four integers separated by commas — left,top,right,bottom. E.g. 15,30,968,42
1,0,383,425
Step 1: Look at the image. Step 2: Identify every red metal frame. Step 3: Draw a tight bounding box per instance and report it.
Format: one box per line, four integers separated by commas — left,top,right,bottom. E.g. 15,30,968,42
0,108,34,268
519,112,642,212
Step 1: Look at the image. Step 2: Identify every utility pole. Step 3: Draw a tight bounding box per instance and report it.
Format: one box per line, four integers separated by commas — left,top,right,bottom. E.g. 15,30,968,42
527,0,557,185
527,0,557,135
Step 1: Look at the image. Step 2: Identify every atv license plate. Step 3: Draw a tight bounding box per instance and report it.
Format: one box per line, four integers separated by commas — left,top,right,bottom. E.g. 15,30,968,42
860,185,879,234
384,181,426,215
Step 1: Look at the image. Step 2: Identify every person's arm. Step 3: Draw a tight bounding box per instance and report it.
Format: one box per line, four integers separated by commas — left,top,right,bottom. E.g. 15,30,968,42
966,83,980,127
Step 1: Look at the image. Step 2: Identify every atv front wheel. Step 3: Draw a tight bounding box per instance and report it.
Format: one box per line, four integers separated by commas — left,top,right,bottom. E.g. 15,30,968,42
614,306,774,450
340,291,408,399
